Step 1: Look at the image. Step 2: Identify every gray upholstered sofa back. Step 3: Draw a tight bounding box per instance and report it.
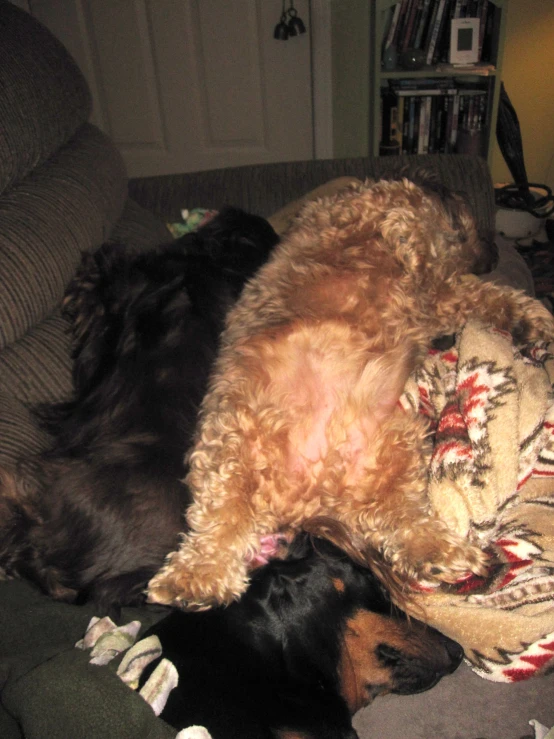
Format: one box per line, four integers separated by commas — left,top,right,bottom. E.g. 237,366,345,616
129,153,496,240
0,2,128,352
0,2,154,465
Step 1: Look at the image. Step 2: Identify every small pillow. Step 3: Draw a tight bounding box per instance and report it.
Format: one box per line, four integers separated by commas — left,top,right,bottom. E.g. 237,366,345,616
267,176,362,235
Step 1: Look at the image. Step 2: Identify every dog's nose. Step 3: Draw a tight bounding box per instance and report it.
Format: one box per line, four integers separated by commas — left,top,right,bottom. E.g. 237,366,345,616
443,637,464,671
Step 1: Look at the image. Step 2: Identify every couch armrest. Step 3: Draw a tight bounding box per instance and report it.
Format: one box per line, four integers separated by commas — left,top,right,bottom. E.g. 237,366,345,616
128,154,495,240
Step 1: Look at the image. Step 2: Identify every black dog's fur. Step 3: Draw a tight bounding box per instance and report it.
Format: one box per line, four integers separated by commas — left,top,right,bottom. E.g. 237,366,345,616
142,533,463,739
0,207,279,612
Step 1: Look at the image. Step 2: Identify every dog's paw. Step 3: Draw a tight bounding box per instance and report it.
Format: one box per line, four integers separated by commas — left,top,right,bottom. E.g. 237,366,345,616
511,301,554,345
416,538,490,585
146,566,201,610
392,524,490,586
147,550,250,610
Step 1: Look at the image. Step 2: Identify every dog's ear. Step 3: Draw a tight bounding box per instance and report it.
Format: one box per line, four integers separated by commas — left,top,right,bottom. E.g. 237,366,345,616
195,206,279,275
302,518,369,567
472,229,499,275
301,518,412,613
404,175,491,276
243,540,344,672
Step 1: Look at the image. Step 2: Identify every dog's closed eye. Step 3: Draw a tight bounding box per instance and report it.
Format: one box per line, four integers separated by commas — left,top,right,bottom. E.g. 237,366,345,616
376,643,404,665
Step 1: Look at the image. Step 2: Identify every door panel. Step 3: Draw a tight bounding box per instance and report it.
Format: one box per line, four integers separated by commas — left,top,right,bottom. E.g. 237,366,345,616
30,0,314,177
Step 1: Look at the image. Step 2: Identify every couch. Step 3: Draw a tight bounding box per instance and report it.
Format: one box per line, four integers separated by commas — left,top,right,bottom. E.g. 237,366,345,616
0,2,552,738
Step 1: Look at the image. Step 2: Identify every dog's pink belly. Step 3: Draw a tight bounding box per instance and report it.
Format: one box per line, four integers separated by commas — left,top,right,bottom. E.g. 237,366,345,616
268,441,376,527
232,318,415,527
287,416,375,483
256,324,406,471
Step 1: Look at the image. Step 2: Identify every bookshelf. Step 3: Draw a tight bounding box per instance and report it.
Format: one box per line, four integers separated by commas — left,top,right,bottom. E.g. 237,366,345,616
370,0,508,167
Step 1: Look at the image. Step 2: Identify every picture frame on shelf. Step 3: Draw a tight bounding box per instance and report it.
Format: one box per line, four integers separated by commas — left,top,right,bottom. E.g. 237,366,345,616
449,17,480,65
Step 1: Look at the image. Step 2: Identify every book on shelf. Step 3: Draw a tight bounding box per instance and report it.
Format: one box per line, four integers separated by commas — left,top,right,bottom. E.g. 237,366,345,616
450,94,461,148
426,0,447,65
436,95,452,153
481,1,497,62
417,95,432,153
391,76,456,86
409,97,421,153
396,96,405,151
453,0,468,18
383,1,402,50
401,0,420,52
407,0,424,50
389,0,410,53
477,0,488,57
413,0,432,50
387,78,486,97
380,88,399,146
428,98,438,152
392,87,458,96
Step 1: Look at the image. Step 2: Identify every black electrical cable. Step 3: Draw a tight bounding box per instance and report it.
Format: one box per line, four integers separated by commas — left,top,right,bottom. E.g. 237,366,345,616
495,82,554,218
495,183,554,218
496,83,528,185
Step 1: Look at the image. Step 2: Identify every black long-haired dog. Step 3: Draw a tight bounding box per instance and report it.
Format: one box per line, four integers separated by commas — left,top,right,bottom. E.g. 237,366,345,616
141,533,463,739
0,207,279,612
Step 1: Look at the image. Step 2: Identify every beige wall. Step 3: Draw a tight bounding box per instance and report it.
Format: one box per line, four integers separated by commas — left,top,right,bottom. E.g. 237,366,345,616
491,0,554,191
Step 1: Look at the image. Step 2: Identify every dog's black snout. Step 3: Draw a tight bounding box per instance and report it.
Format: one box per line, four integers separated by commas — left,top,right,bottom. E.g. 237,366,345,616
443,636,464,671
378,627,465,697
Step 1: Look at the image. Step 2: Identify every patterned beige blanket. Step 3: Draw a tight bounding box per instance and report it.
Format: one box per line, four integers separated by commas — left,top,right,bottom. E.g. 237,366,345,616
401,321,554,682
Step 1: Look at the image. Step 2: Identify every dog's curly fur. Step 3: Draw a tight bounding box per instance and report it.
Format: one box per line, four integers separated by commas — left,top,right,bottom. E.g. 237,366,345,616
147,176,554,610
0,207,279,612
143,531,463,739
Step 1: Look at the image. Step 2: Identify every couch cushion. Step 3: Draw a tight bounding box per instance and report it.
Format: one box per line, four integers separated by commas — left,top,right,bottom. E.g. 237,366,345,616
110,197,173,250
0,393,51,467
0,123,127,351
0,312,72,409
0,1,92,196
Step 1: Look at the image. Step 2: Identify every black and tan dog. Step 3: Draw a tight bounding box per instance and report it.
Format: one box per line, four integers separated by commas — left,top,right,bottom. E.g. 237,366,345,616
0,207,279,612
142,531,463,739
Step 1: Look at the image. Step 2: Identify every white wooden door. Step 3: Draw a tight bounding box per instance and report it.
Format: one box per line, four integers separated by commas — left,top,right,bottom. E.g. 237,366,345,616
28,0,315,177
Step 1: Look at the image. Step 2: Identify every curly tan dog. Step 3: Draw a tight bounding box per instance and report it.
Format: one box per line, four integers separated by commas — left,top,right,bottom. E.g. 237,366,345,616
148,177,554,610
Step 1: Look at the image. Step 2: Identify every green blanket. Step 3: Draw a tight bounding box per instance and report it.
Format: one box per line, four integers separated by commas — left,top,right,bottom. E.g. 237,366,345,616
0,579,175,739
